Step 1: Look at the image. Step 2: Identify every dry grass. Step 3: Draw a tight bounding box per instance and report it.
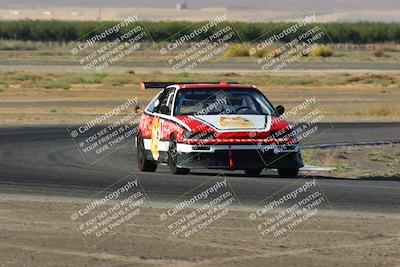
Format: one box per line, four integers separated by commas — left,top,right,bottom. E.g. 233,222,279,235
367,107,400,117
375,43,400,52
302,144,400,179
345,73,397,85
0,71,399,125
1,41,399,63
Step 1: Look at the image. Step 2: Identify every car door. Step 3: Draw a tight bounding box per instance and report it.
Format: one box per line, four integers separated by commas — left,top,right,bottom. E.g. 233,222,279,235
149,88,175,161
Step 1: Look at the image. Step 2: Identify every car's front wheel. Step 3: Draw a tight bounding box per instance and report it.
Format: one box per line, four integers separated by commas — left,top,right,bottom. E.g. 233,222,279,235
168,136,190,175
137,134,157,172
278,168,299,178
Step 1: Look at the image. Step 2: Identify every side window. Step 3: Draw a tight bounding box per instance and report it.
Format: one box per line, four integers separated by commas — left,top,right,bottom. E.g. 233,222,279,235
159,89,175,115
145,93,161,113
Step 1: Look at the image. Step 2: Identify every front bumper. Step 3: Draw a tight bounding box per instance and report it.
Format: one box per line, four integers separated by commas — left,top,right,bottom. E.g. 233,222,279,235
176,144,303,170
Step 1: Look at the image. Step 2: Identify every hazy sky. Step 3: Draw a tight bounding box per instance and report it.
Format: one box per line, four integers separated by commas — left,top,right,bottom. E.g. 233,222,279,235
0,0,398,10
1,0,398,22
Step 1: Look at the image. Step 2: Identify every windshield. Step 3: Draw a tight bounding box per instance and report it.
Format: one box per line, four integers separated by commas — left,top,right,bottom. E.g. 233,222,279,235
174,88,275,116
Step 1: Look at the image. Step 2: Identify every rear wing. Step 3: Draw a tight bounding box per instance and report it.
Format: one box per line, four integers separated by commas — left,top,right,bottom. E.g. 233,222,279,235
140,82,174,90
140,81,239,91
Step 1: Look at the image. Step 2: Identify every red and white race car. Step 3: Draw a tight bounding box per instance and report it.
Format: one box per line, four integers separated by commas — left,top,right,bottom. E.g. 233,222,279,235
135,82,303,177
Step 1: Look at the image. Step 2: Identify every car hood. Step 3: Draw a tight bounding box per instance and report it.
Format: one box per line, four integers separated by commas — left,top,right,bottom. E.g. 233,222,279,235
176,114,272,132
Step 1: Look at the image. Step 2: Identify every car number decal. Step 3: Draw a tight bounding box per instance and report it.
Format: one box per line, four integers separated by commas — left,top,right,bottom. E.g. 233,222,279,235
150,117,160,160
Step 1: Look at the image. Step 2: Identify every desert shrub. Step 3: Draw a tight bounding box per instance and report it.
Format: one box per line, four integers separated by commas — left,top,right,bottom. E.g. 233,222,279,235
310,45,334,57
68,73,106,84
373,49,384,57
373,48,390,57
41,79,71,89
224,44,251,57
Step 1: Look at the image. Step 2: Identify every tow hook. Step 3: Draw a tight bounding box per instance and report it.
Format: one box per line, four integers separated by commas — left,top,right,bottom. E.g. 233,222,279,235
228,145,234,169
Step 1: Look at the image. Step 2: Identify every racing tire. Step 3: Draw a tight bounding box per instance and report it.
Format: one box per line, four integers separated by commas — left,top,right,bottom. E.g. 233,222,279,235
168,136,190,175
137,135,157,172
244,168,263,176
278,168,299,178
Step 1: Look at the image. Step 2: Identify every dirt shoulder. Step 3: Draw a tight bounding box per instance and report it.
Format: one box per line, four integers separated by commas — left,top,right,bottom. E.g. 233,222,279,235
303,144,400,179
0,199,399,267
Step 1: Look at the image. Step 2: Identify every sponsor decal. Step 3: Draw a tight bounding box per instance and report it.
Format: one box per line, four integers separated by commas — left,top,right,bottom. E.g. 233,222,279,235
219,116,255,128
194,115,268,131
150,117,160,160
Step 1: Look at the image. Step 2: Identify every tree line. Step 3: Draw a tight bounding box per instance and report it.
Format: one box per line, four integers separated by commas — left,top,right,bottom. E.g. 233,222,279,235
0,20,399,44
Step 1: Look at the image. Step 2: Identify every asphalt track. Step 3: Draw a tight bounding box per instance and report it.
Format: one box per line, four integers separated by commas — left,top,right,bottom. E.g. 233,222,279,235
0,123,399,214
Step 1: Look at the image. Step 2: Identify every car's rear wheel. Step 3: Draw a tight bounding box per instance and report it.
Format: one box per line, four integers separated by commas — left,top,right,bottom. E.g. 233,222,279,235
168,136,190,175
278,168,299,178
137,134,157,172
244,168,263,176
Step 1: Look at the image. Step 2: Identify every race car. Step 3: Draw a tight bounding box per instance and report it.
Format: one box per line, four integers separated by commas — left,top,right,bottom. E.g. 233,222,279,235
135,82,303,177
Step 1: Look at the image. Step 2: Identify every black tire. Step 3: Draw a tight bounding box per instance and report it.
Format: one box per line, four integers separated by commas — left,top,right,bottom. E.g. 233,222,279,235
168,136,190,175
278,168,299,178
244,168,263,176
137,135,157,172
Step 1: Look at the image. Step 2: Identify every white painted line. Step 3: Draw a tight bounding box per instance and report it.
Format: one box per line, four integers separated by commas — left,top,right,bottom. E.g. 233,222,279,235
271,165,334,172
300,165,335,172
303,140,400,149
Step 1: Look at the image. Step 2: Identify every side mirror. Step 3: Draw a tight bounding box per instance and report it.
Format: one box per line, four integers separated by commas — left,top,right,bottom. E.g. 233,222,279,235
276,105,285,115
134,105,143,114
160,106,170,115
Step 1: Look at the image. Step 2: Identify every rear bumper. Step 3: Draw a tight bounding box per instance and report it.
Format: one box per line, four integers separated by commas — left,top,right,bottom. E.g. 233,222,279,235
176,144,303,170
